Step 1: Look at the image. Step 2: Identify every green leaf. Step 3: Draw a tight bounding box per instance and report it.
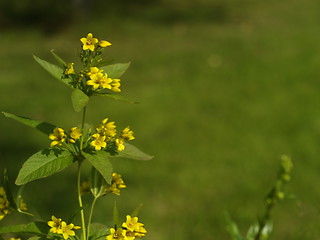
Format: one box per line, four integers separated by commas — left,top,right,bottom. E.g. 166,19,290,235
50,49,66,67
71,88,89,112
112,143,153,161
67,206,83,224
0,221,49,235
100,62,131,78
131,203,143,218
83,151,113,184
90,167,108,198
3,169,18,210
33,55,71,87
88,223,109,240
113,201,119,228
16,149,74,185
2,112,56,135
94,93,138,104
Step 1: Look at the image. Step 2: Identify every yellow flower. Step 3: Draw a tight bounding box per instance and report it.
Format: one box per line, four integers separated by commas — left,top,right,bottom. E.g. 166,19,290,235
100,74,113,89
65,63,75,75
115,138,125,152
122,215,145,232
87,67,103,76
86,72,104,90
123,230,135,240
107,173,126,195
97,118,117,138
99,40,112,48
58,221,81,240
10,238,21,240
90,133,107,151
80,33,98,51
0,187,10,221
49,128,66,147
69,127,82,143
106,228,125,240
120,127,135,141
48,215,62,233
111,79,121,92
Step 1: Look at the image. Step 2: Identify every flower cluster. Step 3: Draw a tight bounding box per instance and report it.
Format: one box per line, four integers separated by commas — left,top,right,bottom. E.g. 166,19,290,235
0,187,10,220
48,216,81,240
49,127,82,147
48,118,134,155
107,215,147,240
90,118,135,152
63,33,122,95
106,173,126,195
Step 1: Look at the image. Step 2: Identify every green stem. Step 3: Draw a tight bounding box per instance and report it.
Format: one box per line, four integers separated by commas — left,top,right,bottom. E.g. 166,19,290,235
77,161,87,240
80,106,87,151
87,196,99,240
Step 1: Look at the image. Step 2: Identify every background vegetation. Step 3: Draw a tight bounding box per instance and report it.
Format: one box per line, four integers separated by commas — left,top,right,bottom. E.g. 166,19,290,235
1,0,320,239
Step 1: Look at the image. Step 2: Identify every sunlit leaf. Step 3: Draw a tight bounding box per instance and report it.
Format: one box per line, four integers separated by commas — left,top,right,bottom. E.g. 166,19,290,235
16,148,74,185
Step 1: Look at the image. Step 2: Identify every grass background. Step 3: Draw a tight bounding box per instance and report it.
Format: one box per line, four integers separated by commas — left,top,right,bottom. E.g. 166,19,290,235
1,0,320,239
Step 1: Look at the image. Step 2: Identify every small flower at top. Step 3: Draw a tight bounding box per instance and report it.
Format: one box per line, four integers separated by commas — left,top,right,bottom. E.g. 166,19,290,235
9,238,21,240
90,133,107,151
69,127,82,143
80,33,99,51
0,187,10,221
49,128,66,147
99,40,112,48
48,215,62,233
59,221,81,240
65,63,75,75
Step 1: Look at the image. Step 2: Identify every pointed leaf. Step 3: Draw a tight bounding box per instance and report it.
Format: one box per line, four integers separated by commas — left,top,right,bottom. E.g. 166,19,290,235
131,203,143,218
112,143,153,161
16,149,74,185
71,88,89,112
2,112,56,135
83,151,113,184
33,55,71,87
100,62,130,78
94,93,138,104
50,49,66,67
0,221,49,235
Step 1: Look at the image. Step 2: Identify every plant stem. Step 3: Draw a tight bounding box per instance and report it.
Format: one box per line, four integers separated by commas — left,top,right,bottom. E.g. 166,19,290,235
80,106,87,151
87,196,98,240
77,161,87,240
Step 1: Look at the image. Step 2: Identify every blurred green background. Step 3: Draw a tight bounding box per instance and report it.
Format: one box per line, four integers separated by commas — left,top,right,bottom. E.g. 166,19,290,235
1,0,320,239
